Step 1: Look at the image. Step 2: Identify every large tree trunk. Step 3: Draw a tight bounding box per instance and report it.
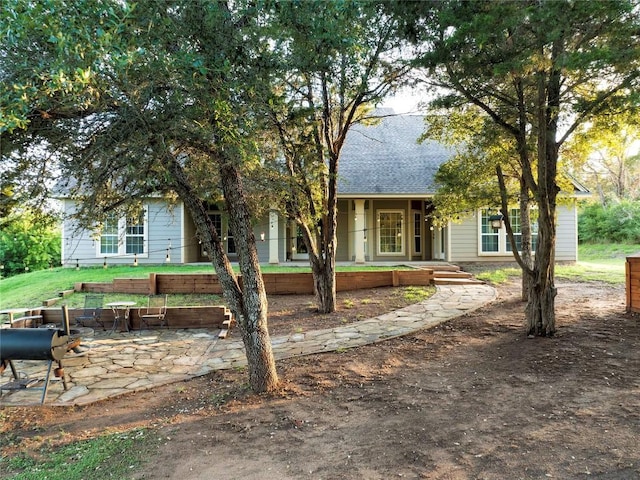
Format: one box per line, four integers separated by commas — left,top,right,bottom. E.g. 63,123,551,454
524,218,558,336
309,248,336,313
167,156,279,393
298,219,337,314
525,42,562,337
313,143,340,314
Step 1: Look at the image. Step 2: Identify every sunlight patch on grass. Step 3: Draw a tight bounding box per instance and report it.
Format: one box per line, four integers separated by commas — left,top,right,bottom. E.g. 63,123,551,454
401,286,435,303
556,262,625,284
578,243,639,262
475,267,521,284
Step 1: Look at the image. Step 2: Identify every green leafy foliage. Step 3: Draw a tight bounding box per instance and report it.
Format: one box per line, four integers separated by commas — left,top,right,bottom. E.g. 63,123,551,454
579,201,640,244
0,210,61,277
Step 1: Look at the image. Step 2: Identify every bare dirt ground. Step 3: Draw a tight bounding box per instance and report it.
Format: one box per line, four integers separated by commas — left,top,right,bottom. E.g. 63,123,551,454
2,279,639,480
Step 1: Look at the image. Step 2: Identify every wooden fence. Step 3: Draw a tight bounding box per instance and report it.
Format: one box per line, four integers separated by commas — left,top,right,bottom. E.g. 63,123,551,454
626,254,640,313
75,270,434,296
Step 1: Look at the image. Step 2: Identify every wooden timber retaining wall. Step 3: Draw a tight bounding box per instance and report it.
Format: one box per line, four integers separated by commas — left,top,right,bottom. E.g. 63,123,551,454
75,270,434,296
38,305,233,330
626,254,640,313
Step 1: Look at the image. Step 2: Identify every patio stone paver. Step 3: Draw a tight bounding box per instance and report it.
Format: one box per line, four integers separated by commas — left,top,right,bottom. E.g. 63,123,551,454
0,284,496,406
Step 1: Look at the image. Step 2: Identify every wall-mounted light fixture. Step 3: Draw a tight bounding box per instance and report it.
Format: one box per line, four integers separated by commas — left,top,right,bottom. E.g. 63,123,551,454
489,214,504,229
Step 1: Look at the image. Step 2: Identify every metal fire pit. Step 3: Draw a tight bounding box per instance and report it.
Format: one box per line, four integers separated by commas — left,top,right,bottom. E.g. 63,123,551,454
0,326,80,404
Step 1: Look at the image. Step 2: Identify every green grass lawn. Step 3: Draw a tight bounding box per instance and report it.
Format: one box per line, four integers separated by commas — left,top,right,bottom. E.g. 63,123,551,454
1,243,634,310
0,263,410,310
473,242,636,285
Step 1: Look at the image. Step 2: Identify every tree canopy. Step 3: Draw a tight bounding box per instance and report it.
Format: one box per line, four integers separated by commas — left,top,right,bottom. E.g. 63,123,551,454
1,0,281,393
261,0,410,313
406,0,640,335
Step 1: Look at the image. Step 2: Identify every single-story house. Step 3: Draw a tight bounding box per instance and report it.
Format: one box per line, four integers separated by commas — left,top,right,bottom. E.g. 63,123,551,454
60,112,589,267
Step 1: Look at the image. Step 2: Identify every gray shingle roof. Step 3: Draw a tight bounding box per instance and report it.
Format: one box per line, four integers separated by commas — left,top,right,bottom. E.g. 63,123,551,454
339,112,452,196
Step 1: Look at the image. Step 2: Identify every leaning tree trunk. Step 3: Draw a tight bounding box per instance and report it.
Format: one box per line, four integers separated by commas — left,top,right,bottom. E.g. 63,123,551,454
167,155,278,393
219,161,279,393
519,179,535,302
496,164,534,303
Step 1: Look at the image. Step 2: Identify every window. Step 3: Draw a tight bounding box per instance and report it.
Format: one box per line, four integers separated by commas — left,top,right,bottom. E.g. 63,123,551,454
100,215,119,255
479,208,538,255
98,208,147,257
209,213,222,239
294,225,308,254
413,212,422,255
506,208,538,252
227,229,236,254
125,212,145,254
480,210,499,253
377,210,404,255
207,212,236,255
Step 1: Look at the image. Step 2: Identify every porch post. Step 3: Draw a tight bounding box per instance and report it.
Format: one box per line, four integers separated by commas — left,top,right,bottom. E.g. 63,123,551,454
354,199,366,264
269,209,279,264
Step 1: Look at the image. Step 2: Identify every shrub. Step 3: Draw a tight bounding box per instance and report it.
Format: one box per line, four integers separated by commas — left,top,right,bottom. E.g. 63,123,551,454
578,201,640,243
0,211,61,277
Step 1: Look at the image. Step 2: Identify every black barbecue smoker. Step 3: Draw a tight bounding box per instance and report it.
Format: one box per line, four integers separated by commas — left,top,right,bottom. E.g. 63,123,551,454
0,306,81,404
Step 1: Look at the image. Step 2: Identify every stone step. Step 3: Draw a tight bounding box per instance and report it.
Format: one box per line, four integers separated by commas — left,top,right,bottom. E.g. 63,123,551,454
434,277,485,286
416,264,461,272
432,270,473,279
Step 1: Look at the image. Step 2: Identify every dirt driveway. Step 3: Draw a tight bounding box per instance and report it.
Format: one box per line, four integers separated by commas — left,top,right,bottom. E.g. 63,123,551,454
2,279,639,479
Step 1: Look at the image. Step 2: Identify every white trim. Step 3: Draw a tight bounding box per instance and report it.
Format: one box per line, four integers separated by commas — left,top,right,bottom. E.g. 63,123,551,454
269,210,279,264
445,222,451,261
179,203,186,264
354,199,366,263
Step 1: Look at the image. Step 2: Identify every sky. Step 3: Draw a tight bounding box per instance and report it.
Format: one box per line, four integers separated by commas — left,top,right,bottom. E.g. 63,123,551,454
381,88,429,115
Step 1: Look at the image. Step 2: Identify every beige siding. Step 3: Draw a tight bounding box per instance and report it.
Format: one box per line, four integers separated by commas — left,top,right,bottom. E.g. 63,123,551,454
449,203,578,263
62,199,184,266
181,204,200,263
336,200,350,261
555,201,578,261
449,215,484,262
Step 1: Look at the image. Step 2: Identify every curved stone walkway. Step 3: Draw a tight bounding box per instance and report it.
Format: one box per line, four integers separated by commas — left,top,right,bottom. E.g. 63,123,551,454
0,284,496,406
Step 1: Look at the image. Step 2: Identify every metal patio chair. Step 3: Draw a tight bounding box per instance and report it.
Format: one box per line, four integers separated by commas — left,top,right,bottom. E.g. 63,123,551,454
74,294,105,329
139,294,168,329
